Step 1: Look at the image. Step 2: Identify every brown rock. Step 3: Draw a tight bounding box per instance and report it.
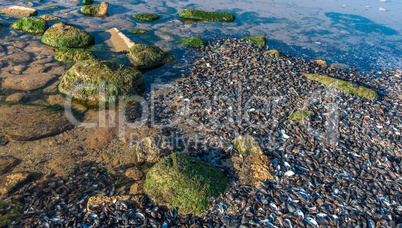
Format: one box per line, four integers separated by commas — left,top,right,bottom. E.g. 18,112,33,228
0,156,19,175
2,73,56,91
222,155,244,175
0,52,31,65
0,6,37,16
129,180,145,195
135,136,170,164
85,127,116,149
239,154,274,187
125,167,144,181
5,93,29,103
314,60,327,68
0,172,32,195
39,14,60,21
0,105,74,141
98,2,110,15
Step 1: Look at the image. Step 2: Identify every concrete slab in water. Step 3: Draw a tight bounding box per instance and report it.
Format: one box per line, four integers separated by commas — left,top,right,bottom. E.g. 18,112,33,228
101,28,135,53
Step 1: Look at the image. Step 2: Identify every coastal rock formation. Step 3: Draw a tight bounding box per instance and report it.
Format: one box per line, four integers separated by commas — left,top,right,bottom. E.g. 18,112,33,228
41,22,95,48
179,9,235,22
132,14,160,22
81,2,109,16
181,36,204,48
129,44,175,70
11,17,48,35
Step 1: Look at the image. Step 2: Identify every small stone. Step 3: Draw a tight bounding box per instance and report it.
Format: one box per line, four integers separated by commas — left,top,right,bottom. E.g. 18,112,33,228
0,156,19,175
129,44,175,70
39,14,61,21
239,154,274,187
234,135,263,158
125,168,144,181
132,14,160,22
314,60,327,68
129,180,145,195
135,136,170,164
5,93,30,103
81,2,109,16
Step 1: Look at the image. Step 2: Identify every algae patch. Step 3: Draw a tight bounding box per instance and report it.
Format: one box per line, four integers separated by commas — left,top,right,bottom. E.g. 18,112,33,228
179,9,235,23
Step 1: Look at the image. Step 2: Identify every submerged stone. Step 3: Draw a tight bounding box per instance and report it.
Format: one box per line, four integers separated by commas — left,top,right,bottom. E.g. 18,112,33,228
234,135,263,158
130,29,149,34
55,47,98,63
11,17,48,35
41,22,95,48
181,36,204,48
40,14,61,21
288,110,315,125
241,36,267,47
144,152,229,215
129,44,175,70
179,9,235,22
132,14,160,22
81,2,109,16
0,6,37,16
82,0,94,5
58,59,145,105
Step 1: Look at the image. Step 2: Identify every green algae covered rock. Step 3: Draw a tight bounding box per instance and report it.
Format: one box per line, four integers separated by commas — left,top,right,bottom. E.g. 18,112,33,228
82,0,94,5
0,201,21,227
302,73,379,100
144,152,229,215
11,17,48,35
181,36,204,48
58,60,145,104
264,49,280,59
179,9,235,22
55,47,98,63
132,14,160,22
81,2,109,16
129,44,175,70
130,29,149,34
234,135,263,158
288,110,315,125
241,36,266,47
41,22,95,48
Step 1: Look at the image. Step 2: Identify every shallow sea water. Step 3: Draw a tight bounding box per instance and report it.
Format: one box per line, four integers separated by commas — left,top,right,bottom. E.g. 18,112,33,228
0,0,401,85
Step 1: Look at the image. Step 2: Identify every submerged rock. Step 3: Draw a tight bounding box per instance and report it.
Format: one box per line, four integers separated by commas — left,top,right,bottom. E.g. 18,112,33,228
181,36,204,48
129,44,175,69
144,152,229,215
11,17,48,35
81,2,109,16
130,29,148,34
0,105,74,141
55,47,98,63
234,135,263,158
132,14,160,22
179,9,235,22
288,110,315,125
5,93,30,103
0,172,33,195
264,49,280,59
41,22,95,48
58,60,144,105
39,14,61,21
0,6,37,16
104,28,135,53
239,154,274,187
2,73,56,91
82,0,94,5
241,36,267,47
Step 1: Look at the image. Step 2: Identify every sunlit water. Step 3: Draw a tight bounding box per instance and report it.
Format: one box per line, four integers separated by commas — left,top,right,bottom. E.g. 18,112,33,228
1,0,401,85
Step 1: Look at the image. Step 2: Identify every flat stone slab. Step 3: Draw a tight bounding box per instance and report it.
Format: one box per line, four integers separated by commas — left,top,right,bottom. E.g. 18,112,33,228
0,6,37,16
2,73,56,91
103,28,135,53
0,105,74,141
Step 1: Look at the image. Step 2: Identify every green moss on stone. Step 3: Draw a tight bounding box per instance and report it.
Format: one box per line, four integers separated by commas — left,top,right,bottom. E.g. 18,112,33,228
241,36,266,47
82,0,94,5
144,152,229,215
180,36,204,48
264,49,280,59
58,59,145,105
41,22,95,48
130,29,149,34
179,9,235,22
55,47,98,63
288,110,315,125
129,44,175,70
234,135,263,158
302,73,379,100
41,6,60,9
132,14,160,22
0,201,21,228
11,17,48,35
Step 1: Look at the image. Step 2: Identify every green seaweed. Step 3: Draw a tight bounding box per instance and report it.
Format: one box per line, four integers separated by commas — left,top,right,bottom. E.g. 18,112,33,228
132,14,161,22
179,9,235,22
288,110,315,125
264,50,280,59
241,36,266,47
144,152,229,215
11,17,48,35
129,44,175,69
130,29,149,34
180,36,204,48
302,73,379,99
82,0,94,5
55,47,98,63
41,22,95,48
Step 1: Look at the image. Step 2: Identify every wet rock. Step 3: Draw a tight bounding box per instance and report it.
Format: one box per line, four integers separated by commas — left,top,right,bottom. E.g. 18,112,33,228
0,52,31,66
39,14,61,21
82,0,94,5
234,135,263,158
181,36,204,48
0,6,37,16
0,156,19,175
0,105,74,141
125,167,144,181
288,110,315,125
55,47,98,63
0,172,33,195
129,180,145,195
41,22,95,48
264,49,280,59
129,44,175,70
5,93,29,103
58,60,144,105
144,152,229,215
81,2,109,16
241,36,267,47
130,29,148,34
239,154,274,187
314,60,327,68
221,155,243,175
135,136,170,164
2,73,56,91
85,127,116,149
11,17,48,35
132,14,160,22
179,9,235,22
